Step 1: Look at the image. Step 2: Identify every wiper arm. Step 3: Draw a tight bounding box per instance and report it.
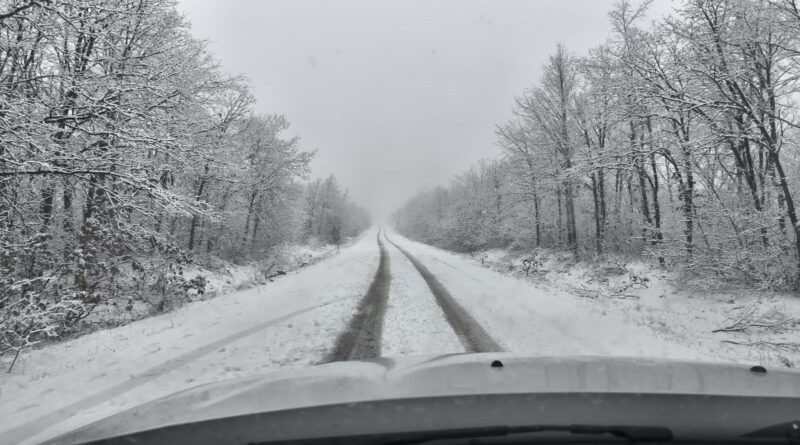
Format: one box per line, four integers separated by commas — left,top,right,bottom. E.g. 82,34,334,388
383,424,673,444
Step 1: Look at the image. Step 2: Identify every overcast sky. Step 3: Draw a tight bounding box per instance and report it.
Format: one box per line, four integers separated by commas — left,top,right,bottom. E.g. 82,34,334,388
176,0,673,220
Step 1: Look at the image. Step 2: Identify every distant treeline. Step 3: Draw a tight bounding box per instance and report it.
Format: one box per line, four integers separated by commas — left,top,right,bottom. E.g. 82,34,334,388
395,0,800,289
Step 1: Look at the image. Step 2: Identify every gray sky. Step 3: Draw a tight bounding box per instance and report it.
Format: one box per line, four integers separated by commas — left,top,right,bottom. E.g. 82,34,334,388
176,0,673,220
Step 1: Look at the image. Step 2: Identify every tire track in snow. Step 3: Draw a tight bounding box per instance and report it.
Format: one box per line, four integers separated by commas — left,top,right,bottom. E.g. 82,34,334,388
383,233,503,353
380,238,464,356
323,228,391,362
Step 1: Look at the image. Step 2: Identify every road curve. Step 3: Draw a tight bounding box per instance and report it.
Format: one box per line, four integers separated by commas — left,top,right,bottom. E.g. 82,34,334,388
383,233,503,353
322,228,392,362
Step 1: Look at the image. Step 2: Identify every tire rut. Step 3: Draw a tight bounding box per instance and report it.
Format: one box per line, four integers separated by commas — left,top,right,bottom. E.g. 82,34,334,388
383,233,503,353
322,228,391,362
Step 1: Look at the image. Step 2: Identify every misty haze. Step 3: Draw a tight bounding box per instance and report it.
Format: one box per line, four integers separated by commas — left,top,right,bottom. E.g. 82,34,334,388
2,1,800,444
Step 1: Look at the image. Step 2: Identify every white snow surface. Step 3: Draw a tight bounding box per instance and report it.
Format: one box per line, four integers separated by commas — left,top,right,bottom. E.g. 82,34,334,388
385,230,706,361
0,231,379,445
421,238,800,368
3,226,780,444
381,238,464,356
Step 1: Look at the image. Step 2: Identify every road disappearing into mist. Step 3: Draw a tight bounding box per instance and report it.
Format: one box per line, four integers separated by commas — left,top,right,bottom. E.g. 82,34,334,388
2,227,704,445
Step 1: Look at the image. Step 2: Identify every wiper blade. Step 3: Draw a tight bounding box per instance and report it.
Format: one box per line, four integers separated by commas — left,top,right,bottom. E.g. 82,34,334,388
567,424,673,442
383,424,673,444
741,420,800,443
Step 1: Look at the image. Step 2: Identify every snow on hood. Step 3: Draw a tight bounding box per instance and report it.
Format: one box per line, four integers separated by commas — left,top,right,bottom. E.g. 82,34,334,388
52,353,800,444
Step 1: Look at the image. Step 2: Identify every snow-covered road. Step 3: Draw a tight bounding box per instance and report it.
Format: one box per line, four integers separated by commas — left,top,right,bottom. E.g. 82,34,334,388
386,230,704,360
381,232,463,356
2,226,707,444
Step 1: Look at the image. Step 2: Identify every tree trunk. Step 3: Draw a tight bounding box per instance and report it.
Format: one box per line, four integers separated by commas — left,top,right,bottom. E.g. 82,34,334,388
650,153,665,266
565,180,577,256
598,167,607,237
188,165,209,251
644,119,664,266
590,172,602,254
209,186,233,255
632,122,653,242
242,189,258,242
62,181,73,233
681,145,694,261
188,214,200,251
728,118,769,247
556,186,563,246
533,188,541,247
771,153,800,275
39,184,54,229
637,164,653,239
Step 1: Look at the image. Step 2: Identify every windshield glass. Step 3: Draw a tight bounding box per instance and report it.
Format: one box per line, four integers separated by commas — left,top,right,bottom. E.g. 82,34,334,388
2,0,800,444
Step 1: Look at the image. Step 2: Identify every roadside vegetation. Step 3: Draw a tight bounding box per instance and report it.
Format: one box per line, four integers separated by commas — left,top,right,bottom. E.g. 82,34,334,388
465,247,800,367
395,0,800,292
0,0,369,357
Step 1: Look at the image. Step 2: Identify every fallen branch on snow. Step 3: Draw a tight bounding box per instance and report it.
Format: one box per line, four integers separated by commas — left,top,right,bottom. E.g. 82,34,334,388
567,284,601,299
608,293,641,300
721,340,800,353
712,304,800,334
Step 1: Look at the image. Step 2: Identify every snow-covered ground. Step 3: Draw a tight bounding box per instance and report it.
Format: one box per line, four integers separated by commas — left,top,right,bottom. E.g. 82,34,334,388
386,230,707,361
0,233,378,445
3,226,795,444
184,241,344,297
428,241,800,369
381,239,464,356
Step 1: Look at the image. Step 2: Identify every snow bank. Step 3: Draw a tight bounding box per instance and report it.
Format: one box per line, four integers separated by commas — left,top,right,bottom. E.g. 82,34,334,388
76,241,343,339
0,232,378,445
388,230,707,361
421,237,800,369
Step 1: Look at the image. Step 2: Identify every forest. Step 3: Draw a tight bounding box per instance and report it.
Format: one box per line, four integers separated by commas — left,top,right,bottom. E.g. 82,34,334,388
0,0,369,354
395,0,800,290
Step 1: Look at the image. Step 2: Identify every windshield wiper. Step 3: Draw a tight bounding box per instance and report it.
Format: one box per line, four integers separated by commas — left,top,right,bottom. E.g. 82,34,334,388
742,420,800,444
380,424,673,444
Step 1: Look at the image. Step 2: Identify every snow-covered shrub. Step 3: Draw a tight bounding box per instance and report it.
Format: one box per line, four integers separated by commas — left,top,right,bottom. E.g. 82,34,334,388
522,251,544,276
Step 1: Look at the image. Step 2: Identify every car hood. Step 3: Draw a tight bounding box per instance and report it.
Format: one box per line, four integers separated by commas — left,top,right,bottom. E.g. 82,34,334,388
51,353,800,444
